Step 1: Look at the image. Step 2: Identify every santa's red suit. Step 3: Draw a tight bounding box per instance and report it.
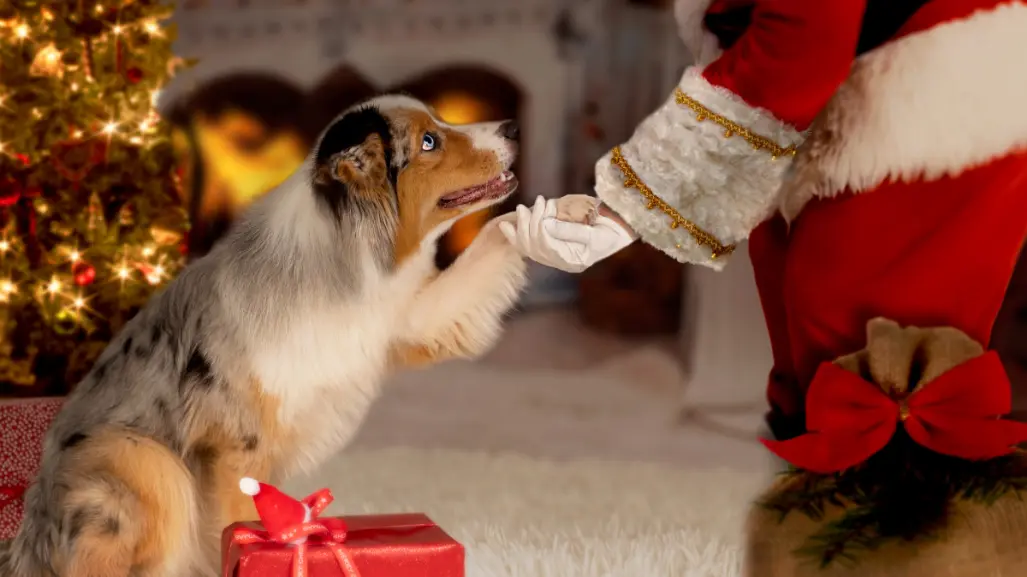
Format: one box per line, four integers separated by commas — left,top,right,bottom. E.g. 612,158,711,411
594,0,1027,440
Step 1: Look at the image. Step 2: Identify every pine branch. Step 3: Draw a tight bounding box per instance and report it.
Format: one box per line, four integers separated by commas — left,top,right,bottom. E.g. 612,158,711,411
761,434,1027,567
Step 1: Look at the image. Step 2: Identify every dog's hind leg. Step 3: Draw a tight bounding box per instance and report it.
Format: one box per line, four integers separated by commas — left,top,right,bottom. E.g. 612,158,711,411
53,428,201,577
391,217,529,368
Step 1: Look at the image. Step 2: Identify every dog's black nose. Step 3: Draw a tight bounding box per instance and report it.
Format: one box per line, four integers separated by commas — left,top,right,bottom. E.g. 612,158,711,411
498,120,519,142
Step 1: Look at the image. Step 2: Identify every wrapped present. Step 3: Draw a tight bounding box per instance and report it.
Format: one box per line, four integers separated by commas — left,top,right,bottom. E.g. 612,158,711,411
223,479,463,577
0,397,64,539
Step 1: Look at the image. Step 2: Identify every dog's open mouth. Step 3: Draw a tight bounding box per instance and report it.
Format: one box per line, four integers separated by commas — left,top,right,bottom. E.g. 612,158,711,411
438,171,519,209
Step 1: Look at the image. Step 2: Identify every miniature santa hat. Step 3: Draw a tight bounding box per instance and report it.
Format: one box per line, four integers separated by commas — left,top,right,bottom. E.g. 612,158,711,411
238,477,308,536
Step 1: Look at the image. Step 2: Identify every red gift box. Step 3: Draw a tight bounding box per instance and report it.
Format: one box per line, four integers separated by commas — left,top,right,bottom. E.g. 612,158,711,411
222,485,463,577
1,397,64,539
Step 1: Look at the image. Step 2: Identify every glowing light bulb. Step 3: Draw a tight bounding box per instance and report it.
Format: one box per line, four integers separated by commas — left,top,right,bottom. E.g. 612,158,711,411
47,279,61,294
72,129,83,138
73,297,85,308
141,246,155,257
14,24,29,39
129,136,143,145
152,265,165,277
70,83,79,92
112,25,122,35
0,240,9,252
95,5,104,14
117,267,131,279
102,121,118,135
144,20,160,35
0,280,14,293
69,250,80,262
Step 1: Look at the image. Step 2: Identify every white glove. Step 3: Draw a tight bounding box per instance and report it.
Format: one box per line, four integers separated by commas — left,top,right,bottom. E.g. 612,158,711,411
498,196,635,273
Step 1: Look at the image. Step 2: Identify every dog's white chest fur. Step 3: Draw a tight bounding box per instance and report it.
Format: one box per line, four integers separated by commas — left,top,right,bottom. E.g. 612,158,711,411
250,299,395,473
248,256,432,475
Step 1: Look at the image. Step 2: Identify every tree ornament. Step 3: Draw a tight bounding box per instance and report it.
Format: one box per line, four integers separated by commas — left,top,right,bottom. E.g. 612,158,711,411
72,262,96,287
50,138,106,184
85,192,107,242
29,43,63,77
150,225,183,246
126,66,143,84
53,309,79,335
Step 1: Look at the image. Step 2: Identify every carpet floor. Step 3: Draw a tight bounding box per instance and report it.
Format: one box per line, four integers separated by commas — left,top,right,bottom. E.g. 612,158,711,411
286,447,769,577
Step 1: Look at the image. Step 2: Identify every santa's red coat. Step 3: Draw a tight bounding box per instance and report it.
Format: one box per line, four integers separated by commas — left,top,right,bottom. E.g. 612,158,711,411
594,0,1027,439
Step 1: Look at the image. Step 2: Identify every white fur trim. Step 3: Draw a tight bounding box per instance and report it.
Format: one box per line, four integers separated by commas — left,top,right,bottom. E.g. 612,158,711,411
782,1,1027,221
239,477,260,496
595,67,804,270
674,0,722,65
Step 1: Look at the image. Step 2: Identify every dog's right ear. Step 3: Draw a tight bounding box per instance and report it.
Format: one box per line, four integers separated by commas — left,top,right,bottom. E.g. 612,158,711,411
312,106,397,219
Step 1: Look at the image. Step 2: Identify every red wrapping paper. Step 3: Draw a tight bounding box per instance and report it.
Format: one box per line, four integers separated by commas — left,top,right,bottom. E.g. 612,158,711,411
222,513,463,577
0,397,64,539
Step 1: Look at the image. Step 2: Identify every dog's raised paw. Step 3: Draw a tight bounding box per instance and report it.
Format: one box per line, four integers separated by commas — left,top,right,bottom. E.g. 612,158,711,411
555,195,599,225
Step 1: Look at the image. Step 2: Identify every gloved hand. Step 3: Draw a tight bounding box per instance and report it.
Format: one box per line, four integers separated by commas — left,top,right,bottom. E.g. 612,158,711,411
498,196,635,273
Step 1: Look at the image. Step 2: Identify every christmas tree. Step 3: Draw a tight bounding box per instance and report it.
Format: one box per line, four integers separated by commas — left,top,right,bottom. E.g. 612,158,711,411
0,0,189,396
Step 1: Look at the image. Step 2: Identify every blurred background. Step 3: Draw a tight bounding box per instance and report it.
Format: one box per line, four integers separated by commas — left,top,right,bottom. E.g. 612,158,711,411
2,0,1026,472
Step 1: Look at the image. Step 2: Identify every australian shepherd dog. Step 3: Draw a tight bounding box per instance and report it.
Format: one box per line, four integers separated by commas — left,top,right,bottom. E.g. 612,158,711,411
1,95,595,577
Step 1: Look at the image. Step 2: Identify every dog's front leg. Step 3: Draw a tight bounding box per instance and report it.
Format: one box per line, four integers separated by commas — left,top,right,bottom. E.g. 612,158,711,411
390,216,527,369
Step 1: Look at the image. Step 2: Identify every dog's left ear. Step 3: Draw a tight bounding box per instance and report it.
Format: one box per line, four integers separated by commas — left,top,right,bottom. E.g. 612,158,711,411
312,106,397,218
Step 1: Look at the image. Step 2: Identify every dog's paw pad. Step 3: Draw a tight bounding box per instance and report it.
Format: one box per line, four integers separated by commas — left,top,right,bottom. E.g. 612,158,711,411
556,195,599,225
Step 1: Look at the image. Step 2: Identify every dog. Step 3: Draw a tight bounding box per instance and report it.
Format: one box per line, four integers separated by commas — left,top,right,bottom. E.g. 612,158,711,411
0,94,596,577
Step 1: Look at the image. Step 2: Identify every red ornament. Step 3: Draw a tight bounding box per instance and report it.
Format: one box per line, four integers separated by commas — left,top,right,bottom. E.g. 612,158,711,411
15,154,29,166
126,67,143,84
72,261,97,286
50,139,106,184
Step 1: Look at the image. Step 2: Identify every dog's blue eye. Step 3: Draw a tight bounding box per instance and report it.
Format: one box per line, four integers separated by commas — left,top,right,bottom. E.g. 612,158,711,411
421,133,436,151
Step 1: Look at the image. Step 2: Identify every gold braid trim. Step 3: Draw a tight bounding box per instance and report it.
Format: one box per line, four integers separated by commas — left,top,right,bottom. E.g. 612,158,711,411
610,147,736,259
608,90,799,260
674,88,798,160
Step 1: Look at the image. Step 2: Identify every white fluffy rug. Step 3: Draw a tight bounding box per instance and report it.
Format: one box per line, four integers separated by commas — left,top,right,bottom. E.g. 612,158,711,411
285,447,768,577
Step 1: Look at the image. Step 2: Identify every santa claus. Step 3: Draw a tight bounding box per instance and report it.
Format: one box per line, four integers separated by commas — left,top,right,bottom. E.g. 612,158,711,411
502,0,1027,442
506,3,1027,568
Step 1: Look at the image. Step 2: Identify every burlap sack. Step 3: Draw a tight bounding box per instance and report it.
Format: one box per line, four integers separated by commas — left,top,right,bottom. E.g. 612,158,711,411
745,318,1027,577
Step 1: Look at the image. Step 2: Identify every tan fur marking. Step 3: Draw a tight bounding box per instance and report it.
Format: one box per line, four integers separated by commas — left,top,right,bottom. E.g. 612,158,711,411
58,428,196,577
391,110,504,266
389,320,480,371
318,133,395,217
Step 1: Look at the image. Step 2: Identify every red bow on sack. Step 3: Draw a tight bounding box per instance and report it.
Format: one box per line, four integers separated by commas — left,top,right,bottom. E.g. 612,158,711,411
762,352,1027,474
231,488,362,577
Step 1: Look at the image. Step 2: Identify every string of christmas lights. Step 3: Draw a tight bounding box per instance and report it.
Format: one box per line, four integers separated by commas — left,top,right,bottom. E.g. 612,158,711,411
0,0,189,392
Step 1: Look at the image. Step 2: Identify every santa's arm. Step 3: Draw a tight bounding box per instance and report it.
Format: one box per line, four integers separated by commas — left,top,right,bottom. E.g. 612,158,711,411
596,0,866,269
